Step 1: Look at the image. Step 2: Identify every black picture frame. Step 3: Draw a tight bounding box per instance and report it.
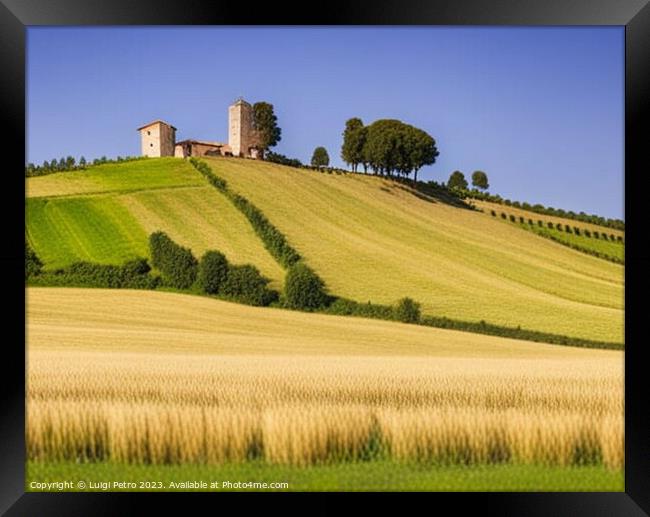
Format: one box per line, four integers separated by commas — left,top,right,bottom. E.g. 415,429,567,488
2,1,648,514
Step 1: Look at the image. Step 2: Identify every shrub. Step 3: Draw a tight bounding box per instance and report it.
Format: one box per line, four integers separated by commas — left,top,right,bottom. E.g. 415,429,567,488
284,262,329,310
574,227,581,236
325,298,394,320
393,297,421,324
584,230,591,238
36,258,161,289
149,232,198,289
25,241,43,280
593,231,600,239
617,235,623,242
610,234,616,241
220,264,278,306
538,220,543,227
565,225,573,233
501,213,507,220
519,216,525,224
509,215,516,222
490,210,496,217
528,219,533,225
198,251,229,295
547,222,554,229
556,223,563,231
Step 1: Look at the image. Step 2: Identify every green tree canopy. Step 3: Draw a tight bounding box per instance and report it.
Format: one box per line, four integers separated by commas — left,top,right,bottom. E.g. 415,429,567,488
341,118,366,173
471,170,489,190
447,170,468,190
252,102,282,158
362,119,438,182
311,146,330,168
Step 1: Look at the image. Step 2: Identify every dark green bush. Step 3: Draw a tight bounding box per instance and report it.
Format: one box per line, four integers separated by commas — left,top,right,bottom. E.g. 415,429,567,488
25,241,43,280
394,297,421,324
149,231,198,289
565,225,573,233
490,210,496,217
220,264,278,306
547,221,554,229
584,230,591,237
284,262,329,310
574,227,581,236
593,231,599,239
519,216,525,224
35,258,161,289
325,298,394,320
198,250,229,294
556,223,563,231
528,219,533,225
509,215,516,222
501,213,507,220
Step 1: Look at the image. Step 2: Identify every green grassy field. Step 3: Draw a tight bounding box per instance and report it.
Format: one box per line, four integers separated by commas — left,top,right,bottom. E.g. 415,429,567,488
203,157,623,344
27,461,623,492
25,158,205,198
25,159,284,287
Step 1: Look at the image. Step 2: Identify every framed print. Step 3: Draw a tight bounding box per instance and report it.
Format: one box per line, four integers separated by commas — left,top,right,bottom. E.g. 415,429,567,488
2,0,649,514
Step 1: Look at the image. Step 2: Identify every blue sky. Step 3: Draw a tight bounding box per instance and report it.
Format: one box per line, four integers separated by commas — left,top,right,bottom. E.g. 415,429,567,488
27,27,624,219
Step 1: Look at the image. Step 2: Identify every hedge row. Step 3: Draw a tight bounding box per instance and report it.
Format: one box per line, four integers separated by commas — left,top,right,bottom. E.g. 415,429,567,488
530,230,625,265
25,241,43,280
325,297,421,324
490,209,624,244
28,258,161,289
149,232,198,289
190,158,301,268
26,155,147,177
462,188,624,231
419,315,621,350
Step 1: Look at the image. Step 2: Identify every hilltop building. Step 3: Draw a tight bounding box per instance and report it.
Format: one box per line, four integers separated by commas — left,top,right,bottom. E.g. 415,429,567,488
137,98,260,159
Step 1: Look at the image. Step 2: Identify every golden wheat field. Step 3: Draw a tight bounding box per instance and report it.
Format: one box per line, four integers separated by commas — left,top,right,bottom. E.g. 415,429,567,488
27,288,623,469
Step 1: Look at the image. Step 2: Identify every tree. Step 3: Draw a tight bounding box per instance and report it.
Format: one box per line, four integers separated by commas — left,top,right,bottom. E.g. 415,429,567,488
471,170,489,190
409,127,439,184
447,170,468,189
65,156,76,170
197,250,229,295
42,160,50,172
79,156,87,168
252,102,282,159
394,297,421,324
311,147,330,168
284,262,328,310
341,118,366,173
361,119,438,181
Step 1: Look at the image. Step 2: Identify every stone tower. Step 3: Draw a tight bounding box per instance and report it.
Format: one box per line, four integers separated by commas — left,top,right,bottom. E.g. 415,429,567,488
228,98,255,158
137,120,176,157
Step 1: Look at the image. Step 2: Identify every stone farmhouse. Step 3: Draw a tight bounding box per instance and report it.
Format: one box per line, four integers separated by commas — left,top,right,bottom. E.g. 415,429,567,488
137,98,261,160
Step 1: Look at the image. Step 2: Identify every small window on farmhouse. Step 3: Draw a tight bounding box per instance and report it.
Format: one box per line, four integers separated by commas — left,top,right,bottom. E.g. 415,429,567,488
150,143,153,147
147,131,151,135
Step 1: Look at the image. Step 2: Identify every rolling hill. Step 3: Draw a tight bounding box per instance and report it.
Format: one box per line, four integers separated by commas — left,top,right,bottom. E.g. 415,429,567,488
26,156,624,344
26,159,284,289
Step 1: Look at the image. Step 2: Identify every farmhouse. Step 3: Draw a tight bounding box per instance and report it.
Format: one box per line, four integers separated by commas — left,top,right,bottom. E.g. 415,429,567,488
137,98,261,159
